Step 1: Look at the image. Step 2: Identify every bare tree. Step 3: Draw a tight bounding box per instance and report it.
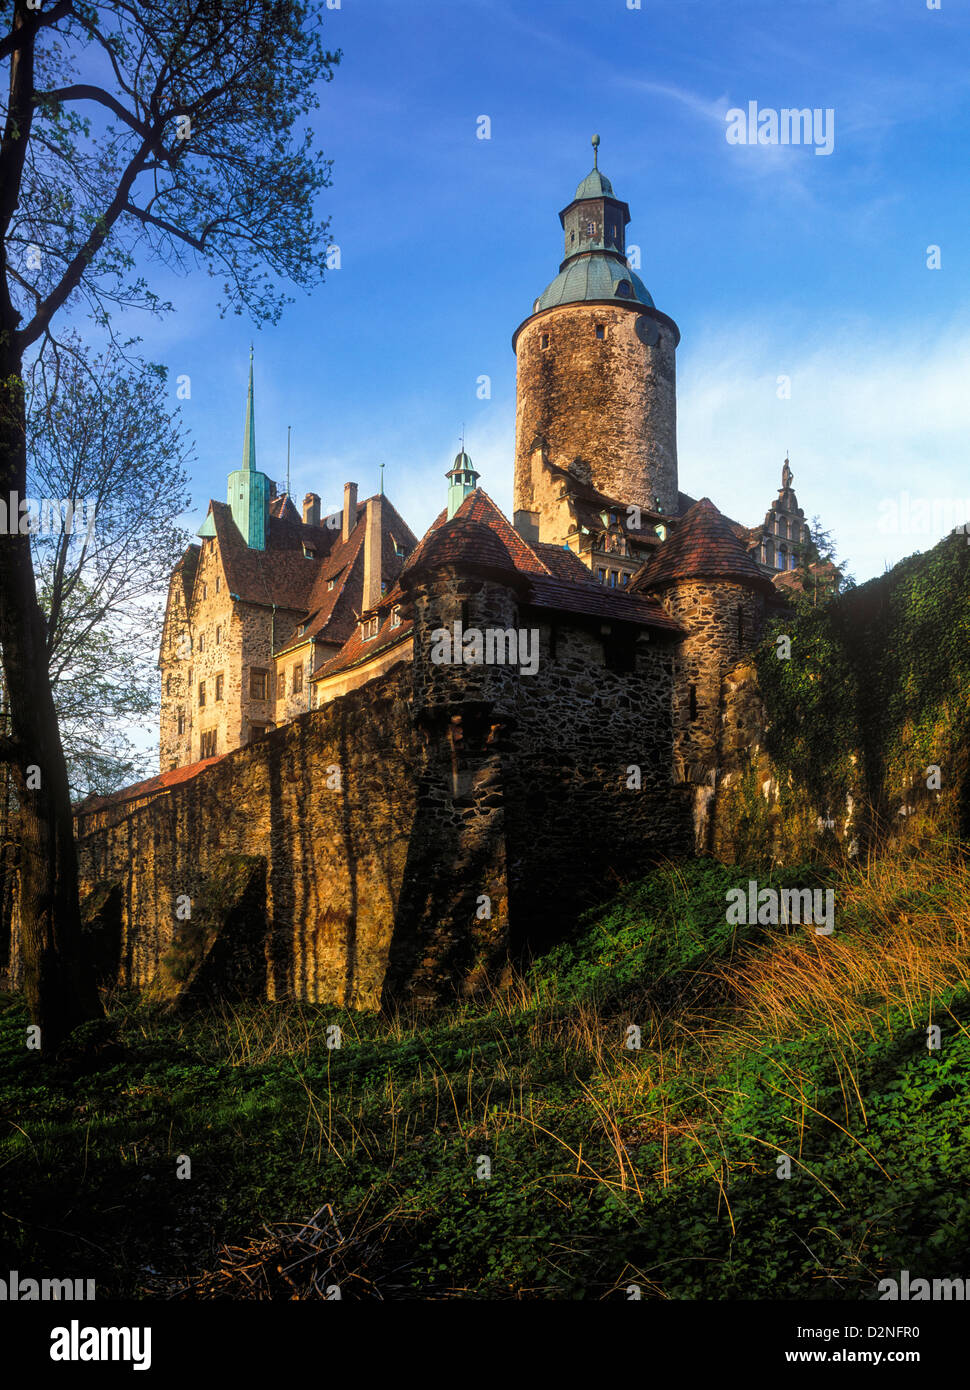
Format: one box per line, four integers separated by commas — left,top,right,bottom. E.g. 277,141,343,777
0,0,339,1046
26,341,192,795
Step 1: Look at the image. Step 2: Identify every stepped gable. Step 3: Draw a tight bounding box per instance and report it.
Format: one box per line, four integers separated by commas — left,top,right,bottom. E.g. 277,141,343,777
631,497,775,594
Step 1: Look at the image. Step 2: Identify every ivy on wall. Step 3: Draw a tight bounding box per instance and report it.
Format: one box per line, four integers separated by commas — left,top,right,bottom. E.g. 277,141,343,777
754,530,970,839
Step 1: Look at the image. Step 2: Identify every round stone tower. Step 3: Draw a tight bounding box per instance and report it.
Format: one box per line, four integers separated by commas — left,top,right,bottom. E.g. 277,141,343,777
513,136,681,528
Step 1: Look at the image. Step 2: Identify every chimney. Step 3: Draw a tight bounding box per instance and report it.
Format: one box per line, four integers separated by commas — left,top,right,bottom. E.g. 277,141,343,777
302,492,320,527
362,495,383,613
342,482,358,543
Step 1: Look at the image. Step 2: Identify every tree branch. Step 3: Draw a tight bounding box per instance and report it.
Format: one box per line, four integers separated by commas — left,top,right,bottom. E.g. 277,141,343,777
0,0,70,64
35,85,152,141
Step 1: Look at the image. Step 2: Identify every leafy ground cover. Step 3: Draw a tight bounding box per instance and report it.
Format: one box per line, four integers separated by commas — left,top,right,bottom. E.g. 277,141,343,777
2,849,968,1299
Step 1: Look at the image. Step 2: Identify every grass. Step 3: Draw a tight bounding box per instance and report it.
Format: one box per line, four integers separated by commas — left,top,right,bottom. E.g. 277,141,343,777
1,847,969,1300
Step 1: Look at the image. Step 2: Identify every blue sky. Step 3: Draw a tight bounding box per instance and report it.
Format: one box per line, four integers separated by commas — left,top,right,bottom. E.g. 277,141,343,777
114,0,969,583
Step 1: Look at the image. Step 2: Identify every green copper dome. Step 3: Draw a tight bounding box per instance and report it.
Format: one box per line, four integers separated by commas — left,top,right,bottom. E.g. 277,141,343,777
537,255,654,311
527,137,656,314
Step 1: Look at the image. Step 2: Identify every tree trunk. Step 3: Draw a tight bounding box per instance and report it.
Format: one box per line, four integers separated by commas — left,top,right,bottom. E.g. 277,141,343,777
0,355,102,1047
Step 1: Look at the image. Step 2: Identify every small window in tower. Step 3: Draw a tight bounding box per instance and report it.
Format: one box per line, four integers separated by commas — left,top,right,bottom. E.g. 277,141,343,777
541,333,550,349
215,673,224,702
198,680,206,708
165,674,173,696
277,671,285,700
177,710,185,737
202,582,207,600
595,324,606,340
215,576,220,593
689,684,698,721
292,664,304,694
775,550,785,570
215,625,221,645
609,570,618,588
250,669,269,700
198,632,205,653
570,231,575,245
596,567,606,584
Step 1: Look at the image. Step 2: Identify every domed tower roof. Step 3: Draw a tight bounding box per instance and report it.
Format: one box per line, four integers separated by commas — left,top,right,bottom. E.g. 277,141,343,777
531,135,655,313
631,498,775,593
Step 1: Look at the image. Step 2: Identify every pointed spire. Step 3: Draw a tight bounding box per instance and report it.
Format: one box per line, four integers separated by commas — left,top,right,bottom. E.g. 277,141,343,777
242,344,256,472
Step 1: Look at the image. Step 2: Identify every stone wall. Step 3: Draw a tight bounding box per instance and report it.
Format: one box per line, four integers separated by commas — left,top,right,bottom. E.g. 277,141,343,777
61,573,695,1009
513,301,679,519
650,579,766,781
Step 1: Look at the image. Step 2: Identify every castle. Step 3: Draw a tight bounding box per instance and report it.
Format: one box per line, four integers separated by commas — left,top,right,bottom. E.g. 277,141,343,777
64,140,830,1008
157,137,818,777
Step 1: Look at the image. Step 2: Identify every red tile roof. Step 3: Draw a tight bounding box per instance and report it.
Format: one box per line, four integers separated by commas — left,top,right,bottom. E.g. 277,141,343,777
76,755,223,818
631,497,775,593
207,502,323,612
525,574,682,630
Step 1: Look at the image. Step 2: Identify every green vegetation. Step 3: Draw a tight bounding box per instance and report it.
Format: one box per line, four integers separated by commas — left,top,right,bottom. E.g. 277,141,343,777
3,851,969,1300
756,530,970,833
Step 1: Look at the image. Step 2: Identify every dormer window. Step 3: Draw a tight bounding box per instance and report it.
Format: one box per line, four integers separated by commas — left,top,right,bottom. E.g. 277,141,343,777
390,606,402,629
303,545,312,559
361,615,379,640
616,281,633,297
327,579,335,591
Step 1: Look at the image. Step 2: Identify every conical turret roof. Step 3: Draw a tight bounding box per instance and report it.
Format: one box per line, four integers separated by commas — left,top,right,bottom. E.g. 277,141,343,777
631,498,773,592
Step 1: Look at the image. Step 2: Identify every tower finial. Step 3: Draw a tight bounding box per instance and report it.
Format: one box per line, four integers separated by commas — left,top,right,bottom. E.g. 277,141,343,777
591,132,600,168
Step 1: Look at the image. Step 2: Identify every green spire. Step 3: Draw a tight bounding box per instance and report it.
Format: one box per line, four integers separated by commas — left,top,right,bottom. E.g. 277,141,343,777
242,343,256,471
227,346,269,549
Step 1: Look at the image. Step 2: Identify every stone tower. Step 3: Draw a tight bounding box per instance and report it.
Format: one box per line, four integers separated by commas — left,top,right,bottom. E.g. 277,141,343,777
631,498,774,787
513,135,681,539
